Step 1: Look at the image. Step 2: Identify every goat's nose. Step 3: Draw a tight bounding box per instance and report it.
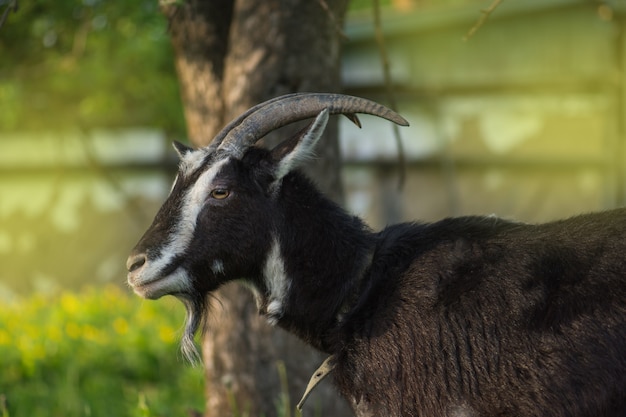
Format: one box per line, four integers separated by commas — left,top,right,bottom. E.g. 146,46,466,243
127,253,147,273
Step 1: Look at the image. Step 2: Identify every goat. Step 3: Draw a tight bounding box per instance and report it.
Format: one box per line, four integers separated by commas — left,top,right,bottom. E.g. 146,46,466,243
127,93,626,417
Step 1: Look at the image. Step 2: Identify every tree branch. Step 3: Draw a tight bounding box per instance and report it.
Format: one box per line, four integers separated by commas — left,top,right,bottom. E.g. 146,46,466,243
463,0,503,42
317,0,348,40
0,0,18,30
373,0,406,190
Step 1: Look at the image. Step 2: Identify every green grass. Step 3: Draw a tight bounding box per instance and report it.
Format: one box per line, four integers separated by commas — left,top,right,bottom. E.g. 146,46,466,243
0,285,205,417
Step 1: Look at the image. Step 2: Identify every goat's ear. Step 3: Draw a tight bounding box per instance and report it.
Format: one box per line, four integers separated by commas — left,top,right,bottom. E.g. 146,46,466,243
172,141,193,158
270,109,329,181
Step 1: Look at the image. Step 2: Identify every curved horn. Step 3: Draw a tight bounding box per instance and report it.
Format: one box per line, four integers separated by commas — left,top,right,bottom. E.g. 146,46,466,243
213,93,409,156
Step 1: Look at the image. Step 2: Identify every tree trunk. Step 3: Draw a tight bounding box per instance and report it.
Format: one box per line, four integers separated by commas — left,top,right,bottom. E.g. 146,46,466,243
161,1,351,416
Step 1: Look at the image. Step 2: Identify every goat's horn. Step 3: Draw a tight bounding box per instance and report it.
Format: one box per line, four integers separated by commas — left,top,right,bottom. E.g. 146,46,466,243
213,93,409,156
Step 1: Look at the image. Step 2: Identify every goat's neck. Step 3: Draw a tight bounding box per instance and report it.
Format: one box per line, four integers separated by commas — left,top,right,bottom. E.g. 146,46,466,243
259,172,375,352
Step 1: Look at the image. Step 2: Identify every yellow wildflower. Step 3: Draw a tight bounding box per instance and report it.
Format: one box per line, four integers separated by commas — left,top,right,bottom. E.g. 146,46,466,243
113,317,129,335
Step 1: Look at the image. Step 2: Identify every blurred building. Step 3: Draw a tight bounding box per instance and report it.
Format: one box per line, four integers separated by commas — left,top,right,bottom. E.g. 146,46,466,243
341,0,625,228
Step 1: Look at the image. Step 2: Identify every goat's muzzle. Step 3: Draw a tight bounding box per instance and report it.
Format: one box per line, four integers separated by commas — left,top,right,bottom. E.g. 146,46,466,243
126,253,151,294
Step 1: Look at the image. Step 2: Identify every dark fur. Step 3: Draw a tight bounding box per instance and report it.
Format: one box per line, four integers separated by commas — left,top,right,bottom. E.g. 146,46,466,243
133,144,626,416
333,215,626,416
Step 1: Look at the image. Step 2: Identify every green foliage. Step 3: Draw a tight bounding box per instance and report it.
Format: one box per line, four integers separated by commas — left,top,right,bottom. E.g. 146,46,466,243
0,285,204,417
0,0,185,134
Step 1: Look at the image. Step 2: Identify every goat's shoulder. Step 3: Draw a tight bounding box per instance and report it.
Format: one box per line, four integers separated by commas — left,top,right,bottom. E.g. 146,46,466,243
341,215,520,327
370,214,523,269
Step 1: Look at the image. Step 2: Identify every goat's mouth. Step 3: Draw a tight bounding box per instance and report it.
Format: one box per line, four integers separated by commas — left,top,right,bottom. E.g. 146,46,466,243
131,278,173,300
128,264,191,300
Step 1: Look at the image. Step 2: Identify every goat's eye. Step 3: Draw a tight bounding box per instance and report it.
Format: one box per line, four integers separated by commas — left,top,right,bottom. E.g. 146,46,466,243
210,189,230,200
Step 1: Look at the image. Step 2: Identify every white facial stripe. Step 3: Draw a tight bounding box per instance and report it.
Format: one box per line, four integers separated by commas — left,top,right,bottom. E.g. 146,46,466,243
180,148,210,178
139,157,231,286
172,156,231,254
263,237,290,325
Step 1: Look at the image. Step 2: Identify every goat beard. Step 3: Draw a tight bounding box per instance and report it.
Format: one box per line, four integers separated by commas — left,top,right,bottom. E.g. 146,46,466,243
177,292,209,365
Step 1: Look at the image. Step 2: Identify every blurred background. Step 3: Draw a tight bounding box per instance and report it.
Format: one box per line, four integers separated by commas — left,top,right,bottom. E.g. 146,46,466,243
2,0,624,297
341,0,624,230
1,0,624,415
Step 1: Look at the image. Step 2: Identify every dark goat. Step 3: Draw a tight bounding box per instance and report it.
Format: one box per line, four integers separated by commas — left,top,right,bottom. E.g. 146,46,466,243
127,93,626,417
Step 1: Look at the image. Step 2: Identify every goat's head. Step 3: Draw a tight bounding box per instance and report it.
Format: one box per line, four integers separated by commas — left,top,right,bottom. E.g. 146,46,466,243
126,93,408,361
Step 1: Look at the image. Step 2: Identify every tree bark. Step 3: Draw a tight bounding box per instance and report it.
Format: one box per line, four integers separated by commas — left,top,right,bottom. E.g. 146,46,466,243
162,0,233,145
162,1,351,416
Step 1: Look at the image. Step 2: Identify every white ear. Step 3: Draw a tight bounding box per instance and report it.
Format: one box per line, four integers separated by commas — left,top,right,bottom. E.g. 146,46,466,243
271,109,329,181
